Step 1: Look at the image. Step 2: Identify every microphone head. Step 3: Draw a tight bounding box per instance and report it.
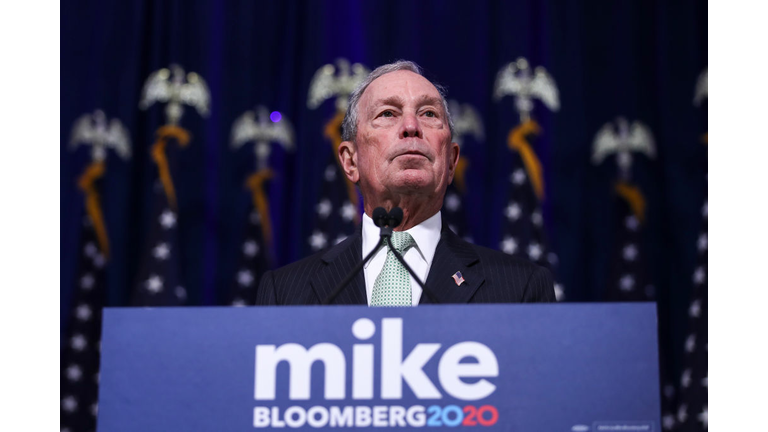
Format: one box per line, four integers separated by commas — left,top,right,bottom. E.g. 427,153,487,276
388,207,404,228
372,207,388,227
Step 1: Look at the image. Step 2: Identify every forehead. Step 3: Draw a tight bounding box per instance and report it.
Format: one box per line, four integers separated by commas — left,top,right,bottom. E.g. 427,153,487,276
360,70,442,108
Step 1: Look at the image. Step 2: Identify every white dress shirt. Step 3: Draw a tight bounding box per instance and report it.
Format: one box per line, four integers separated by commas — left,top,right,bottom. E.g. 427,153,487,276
361,211,442,306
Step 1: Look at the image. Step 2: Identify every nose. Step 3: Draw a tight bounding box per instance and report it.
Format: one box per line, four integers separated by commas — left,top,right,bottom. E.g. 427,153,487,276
400,112,421,139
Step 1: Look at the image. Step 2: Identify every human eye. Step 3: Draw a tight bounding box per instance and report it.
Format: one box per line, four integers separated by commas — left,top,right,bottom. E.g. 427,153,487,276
378,109,395,118
423,109,438,118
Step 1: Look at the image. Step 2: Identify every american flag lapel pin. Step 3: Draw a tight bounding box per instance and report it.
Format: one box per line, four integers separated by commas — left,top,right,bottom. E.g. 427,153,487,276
452,271,465,286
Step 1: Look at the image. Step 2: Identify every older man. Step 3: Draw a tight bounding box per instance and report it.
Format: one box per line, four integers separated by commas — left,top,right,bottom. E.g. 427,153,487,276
256,60,555,306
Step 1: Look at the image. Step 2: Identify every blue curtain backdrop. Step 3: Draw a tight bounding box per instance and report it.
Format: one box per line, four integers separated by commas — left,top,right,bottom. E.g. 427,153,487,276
61,0,706,393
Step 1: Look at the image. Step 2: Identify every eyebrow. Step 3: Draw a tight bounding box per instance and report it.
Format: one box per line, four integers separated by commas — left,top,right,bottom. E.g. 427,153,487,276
368,94,444,117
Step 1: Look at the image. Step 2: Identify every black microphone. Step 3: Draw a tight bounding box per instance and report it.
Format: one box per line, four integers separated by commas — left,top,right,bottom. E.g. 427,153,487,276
381,207,440,304
322,207,392,305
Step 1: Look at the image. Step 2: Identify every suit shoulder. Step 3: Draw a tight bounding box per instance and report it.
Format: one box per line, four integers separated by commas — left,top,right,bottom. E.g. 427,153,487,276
470,243,544,272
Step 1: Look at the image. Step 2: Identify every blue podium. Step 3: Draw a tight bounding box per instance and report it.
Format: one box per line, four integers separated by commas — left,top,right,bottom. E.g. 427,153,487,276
98,304,660,431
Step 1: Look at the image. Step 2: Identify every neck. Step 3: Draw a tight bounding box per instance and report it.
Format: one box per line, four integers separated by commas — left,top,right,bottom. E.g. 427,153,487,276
364,195,442,231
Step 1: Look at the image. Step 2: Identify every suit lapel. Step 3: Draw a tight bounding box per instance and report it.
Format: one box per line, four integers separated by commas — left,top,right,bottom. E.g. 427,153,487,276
420,225,485,304
309,232,368,305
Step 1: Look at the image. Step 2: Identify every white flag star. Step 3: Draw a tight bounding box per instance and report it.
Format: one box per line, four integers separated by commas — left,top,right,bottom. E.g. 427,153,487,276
84,242,98,258
175,286,187,300
237,270,254,286
316,199,332,219
159,209,177,229
625,215,639,231
531,211,543,227
501,236,518,254
249,211,261,225
61,395,78,413
693,267,706,285
243,240,259,257
689,299,701,317
677,404,688,423
324,164,337,182
339,201,356,222
92,253,106,268
619,274,635,291
91,402,99,417
685,334,696,352
697,405,707,428
71,334,87,351
231,297,246,307
445,193,461,212
511,168,526,185
680,368,692,387
623,244,638,261
153,242,171,260
504,202,521,221
697,233,707,252
80,273,95,290
145,274,164,294
527,242,543,260
309,231,328,251
75,304,92,321
66,364,83,381
662,414,675,430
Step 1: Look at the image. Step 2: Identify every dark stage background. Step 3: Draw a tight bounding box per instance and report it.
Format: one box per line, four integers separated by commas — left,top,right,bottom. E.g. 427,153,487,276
61,1,707,430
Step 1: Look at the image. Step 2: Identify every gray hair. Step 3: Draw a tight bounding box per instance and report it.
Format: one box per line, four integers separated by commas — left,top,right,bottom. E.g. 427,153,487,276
341,60,455,142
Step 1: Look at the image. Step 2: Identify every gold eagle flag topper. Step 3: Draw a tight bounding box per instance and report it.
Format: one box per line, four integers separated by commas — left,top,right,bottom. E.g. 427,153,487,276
493,57,560,201
231,106,295,247
307,58,370,222
139,64,211,209
70,110,133,260
694,67,708,144
591,117,656,223
447,99,485,194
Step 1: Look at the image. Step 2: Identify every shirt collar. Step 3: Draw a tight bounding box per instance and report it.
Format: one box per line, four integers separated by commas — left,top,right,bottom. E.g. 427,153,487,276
362,210,442,268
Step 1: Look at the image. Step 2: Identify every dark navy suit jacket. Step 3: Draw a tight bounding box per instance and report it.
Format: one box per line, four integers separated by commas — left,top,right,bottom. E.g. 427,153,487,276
255,224,556,305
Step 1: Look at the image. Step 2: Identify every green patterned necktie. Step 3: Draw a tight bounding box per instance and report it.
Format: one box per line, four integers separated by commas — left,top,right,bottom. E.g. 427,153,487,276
370,231,416,307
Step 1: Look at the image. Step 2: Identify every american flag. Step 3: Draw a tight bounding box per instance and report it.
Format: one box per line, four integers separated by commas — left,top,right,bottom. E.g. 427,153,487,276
442,182,471,240
307,111,360,254
61,167,108,432
230,207,272,305
672,197,708,431
442,99,484,241
499,132,564,301
606,182,654,302
132,141,187,306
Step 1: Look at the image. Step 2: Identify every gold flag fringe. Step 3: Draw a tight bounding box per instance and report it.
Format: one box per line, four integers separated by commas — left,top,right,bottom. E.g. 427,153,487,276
453,157,469,194
508,119,545,201
77,160,110,260
324,110,360,224
614,181,646,224
151,125,190,210
245,168,275,247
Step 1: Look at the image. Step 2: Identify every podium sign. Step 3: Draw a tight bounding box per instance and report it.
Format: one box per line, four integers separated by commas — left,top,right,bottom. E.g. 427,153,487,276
98,304,660,431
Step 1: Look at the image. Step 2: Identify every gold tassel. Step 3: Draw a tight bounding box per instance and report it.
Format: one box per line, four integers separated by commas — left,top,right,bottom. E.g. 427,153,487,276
324,110,360,223
246,169,275,247
508,119,545,201
151,125,190,210
614,181,646,223
702,132,708,144
453,157,469,194
77,160,110,260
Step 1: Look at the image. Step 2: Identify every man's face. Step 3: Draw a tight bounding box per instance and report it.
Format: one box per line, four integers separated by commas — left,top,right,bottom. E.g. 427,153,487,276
340,70,459,204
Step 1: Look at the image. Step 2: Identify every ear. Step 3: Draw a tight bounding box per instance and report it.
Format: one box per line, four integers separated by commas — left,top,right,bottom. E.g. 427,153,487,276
447,141,460,183
338,140,360,183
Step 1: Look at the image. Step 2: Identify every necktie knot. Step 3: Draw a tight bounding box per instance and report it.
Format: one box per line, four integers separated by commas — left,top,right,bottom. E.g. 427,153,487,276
390,231,416,254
